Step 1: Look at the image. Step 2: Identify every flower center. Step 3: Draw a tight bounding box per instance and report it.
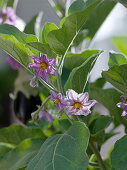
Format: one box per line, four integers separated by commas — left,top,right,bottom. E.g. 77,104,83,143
73,102,82,109
54,98,60,104
40,62,48,70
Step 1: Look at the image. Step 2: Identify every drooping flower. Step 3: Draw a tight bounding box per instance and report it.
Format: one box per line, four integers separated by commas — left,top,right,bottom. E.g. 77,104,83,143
50,91,67,109
6,55,21,69
30,76,38,88
117,96,127,116
38,110,54,122
28,54,56,82
0,7,16,25
65,89,96,116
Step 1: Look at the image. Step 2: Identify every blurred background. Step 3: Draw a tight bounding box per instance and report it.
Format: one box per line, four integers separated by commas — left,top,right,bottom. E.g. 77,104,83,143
0,0,127,158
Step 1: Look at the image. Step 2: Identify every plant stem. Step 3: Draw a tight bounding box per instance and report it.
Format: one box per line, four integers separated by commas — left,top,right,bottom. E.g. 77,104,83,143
89,141,107,170
56,69,64,94
89,161,100,168
32,96,50,121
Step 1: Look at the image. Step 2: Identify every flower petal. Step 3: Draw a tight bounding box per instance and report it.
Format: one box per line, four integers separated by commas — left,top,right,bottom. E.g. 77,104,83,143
49,59,56,65
66,89,78,101
28,63,40,69
78,92,89,103
50,91,57,100
30,56,41,64
83,100,97,109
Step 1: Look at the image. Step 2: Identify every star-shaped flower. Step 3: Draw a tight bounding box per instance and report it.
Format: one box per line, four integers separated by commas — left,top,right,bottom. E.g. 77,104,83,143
28,54,56,82
65,89,96,116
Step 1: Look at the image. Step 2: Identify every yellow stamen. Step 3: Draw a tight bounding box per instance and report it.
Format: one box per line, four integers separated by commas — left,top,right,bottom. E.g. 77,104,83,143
40,62,48,70
54,98,60,104
73,102,82,109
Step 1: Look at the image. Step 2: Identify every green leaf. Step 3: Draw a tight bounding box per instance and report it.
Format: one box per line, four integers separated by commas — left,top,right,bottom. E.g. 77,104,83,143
0,124,45,145
47,0,102,55
102,64,127,93
89,115,112,135
24,15,38,35
0,33,33,67
0,24,38,44
68,0,116,39
0,138,44,170
27,42,56,58
112,36,127,55
6,0,18,8
84,0,116,39
117,0,127,8
0,143,14,157
64,49,100,70
64,51,102,93
111,135,127,170
68,0,87,15
39,22,58,43
26,122,90,170
108,51,127,68
89,84,125,126
58,119,72,131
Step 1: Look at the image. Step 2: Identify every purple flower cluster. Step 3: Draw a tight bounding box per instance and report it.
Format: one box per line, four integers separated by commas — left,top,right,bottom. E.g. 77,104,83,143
28,53,96,117
50,89,96,116
0,7,16,25
117,96,127,116
28,54,56,82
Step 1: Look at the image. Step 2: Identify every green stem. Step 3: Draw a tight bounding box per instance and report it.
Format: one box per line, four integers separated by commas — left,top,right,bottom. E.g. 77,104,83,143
89,141,107,170
56,69,64,94
89,161,100,168
32,96,50,121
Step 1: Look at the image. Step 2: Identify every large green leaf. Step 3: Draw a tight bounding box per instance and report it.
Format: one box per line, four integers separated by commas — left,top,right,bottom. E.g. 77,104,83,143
108,51,127,68
68,0,116,39
0,143,14,157
102,64,127,93
0,33,32,66
111,135,127,170
0,24,38,44
64,50,100,70
0,124,45,145
64,51,102,93
39,22,58,43
0,138,44,170
27,42,56,58
112,36,127,56
89,84,126,126
26,122,90,170
89,115,112,135
84,0,116,39
47,0,102,55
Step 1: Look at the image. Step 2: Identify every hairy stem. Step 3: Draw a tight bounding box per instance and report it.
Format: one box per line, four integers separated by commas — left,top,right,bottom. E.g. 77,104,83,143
89,141,107,170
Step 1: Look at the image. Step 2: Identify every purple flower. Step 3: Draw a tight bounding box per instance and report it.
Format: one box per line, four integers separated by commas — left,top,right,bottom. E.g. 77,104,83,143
65,89,96,116
50,91,67,109
28,54,56,82
0,7,16,25
117,97,127,116
6,55,21,69
39,110,54,122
